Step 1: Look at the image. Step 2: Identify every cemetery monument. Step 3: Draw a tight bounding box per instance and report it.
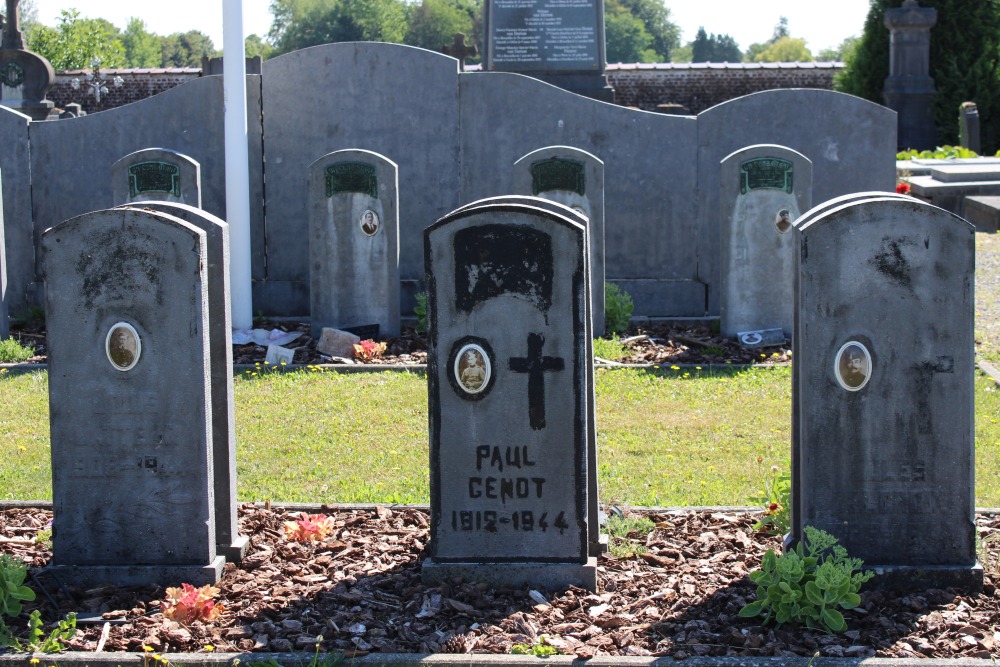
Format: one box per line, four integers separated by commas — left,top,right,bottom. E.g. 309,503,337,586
42,207,225,586
792,193,981,591
422,196,598,590
0,0,54,120
112,148,203,208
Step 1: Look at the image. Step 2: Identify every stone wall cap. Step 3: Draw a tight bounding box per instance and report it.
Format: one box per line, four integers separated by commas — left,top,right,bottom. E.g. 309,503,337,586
607,61,844,71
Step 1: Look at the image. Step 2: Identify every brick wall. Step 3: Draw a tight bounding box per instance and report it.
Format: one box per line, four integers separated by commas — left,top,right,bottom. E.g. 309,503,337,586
43,62,844,117
607,62,845,115
48,68,202,116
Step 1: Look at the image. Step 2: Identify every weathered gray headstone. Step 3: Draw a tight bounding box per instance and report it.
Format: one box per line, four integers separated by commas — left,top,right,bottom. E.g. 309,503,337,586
959,102,981,154
42,207,224,587
514,146,606,337
422,197,598,590
116,201,247,563
792,194,981,591
720,144,811,339
112,148,202,208
308,149,399,338
0,167,7,339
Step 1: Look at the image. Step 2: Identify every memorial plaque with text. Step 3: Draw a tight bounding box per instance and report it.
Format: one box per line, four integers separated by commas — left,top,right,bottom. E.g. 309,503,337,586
486,0,603,72
422,198,596,590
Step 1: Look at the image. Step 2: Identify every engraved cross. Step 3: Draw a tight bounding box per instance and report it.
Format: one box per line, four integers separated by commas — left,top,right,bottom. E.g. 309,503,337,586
2,0,24,50
508,333,564,430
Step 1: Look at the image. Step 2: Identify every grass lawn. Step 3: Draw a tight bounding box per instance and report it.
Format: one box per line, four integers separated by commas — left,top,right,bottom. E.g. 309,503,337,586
3,365,1000,507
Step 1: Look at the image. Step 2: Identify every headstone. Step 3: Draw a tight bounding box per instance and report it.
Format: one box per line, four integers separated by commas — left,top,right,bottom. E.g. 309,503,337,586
42,207,224,587
883,0,938,150
0,167,6,339
959,102,981,154
483,0,613,101
308,149,399,338
792,194,981,592
112,148,202,208
720,144,812,339
422,196,598,590
116,201,247,563
514,146,606,336
0,0,54,121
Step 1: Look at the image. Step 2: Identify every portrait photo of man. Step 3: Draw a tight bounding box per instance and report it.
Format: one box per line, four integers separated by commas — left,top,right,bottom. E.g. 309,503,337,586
106,323,140,370
360,209,380,236
836,342,870,391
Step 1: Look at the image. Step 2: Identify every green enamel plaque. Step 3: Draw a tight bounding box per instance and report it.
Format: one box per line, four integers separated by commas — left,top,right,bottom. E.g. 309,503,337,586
128,162,181,198
531,158,586,196
740,157,793,195
326,162,377,198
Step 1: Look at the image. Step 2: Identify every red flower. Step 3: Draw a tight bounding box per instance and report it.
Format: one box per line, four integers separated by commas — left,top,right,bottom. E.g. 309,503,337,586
896,182,911,195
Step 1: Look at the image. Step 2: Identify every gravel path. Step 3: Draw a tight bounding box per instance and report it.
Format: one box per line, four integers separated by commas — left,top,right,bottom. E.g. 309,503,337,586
977,232,1000,362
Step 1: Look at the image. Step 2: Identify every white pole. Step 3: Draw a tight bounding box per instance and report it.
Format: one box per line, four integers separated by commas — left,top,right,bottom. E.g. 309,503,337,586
222,0,253,330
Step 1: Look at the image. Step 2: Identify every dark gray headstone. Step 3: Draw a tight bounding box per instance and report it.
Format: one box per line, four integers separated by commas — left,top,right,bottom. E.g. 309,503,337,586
42,207,224,587
514,146,606,337
485,0,603,72
112,148,202,208
116,201,247,563
720,144,811,338
959,102,981,154
422,197,598,590
0,167,7,339
308,149,400,338
792,194,981,592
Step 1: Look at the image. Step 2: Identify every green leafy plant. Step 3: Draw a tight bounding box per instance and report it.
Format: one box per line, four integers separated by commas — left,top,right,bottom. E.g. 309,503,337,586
414,292,428,334
0,338,35,364
606,513,655,559
605,283,634,335
896,145,979,160
0,555,36,619
739,525,873,633
751,460,791,535
510,637,559,656
593,334,626,361
8,610,77,652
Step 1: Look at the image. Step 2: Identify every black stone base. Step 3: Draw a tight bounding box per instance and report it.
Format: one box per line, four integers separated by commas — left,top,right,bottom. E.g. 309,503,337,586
45,557,225,588
866,563,984,594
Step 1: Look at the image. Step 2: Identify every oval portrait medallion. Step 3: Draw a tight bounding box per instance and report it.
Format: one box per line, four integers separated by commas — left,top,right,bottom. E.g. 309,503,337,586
454,343,491,395
834,341,871,391
359,209,380,236
106,322,141,371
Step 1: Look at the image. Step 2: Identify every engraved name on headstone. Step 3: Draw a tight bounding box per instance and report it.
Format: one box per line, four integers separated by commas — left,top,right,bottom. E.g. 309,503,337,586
514,146,606,336
42,206,224,587
720,144,811,339
422,196,597,590
792,193,981,592
112,148,202,208
308,149,400,338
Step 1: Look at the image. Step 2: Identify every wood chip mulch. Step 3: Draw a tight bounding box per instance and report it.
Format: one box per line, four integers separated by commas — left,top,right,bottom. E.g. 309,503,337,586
2,505,998,658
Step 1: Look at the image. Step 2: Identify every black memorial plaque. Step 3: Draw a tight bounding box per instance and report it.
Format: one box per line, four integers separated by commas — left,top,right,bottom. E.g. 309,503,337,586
487,0,602,72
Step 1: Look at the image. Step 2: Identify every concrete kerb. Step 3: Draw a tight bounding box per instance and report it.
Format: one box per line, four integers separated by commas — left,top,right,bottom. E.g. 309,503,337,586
0,652,997,667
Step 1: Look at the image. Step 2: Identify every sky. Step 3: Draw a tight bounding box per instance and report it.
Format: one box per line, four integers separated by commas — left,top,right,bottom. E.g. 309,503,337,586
32,0,872,55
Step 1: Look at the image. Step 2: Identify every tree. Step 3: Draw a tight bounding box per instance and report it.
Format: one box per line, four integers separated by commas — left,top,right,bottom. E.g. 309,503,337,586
160,30,218,67
605,0,657,63
244,34,274,60
122,18,162,68
269,0,408,55
752,36,813,62
405,0,477,54
817,35,859,62
743,15,792,63
27,9,125,70
615,0,679,61
836,0,1000,152
690,26,742,63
